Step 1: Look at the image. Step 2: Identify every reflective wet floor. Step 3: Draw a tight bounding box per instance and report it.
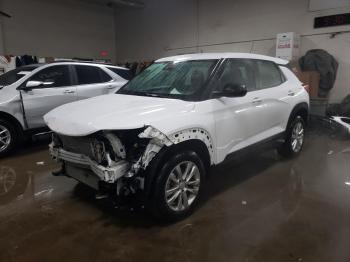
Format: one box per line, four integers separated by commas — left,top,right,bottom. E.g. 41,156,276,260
0,123,350,262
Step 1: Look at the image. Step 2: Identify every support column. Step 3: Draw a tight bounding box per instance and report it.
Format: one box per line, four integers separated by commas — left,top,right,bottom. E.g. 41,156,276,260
0,0,5,54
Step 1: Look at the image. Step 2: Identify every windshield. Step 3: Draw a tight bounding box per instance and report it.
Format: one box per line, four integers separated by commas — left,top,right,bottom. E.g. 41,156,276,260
117,60,218,100
0,66,37,87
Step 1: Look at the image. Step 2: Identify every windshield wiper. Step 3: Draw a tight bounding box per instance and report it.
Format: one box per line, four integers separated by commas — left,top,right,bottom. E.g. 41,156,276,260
144,93,162,97
119,90,165,98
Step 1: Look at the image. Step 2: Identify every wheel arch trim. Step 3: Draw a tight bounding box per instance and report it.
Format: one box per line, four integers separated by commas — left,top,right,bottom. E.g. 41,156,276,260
168,128,214,165
138,126,213,197
0,111,24,135
287,102,309,128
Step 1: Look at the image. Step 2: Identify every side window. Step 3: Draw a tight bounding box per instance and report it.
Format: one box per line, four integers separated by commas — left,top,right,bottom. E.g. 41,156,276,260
75,65,112,85
29,65,71,88
255,60,283,89
107,67,132,80
215,59,255,92
183,63,211,87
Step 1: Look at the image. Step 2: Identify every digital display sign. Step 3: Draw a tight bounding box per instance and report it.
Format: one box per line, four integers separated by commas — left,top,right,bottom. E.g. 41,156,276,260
314,13,350,28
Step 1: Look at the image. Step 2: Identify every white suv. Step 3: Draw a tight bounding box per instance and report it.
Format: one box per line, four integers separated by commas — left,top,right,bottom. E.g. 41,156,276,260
0,62,130,156
44,53,309,220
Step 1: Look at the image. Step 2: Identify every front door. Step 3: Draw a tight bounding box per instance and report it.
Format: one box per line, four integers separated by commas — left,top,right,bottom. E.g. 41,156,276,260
21,65,77,128
211,59,266,162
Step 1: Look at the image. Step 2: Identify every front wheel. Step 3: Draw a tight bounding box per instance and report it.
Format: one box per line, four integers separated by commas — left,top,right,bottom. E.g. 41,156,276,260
278,116,305,157
149,150,205,221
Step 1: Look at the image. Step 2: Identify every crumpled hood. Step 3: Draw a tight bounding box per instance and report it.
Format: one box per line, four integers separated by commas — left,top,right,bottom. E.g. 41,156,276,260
44,94,196,136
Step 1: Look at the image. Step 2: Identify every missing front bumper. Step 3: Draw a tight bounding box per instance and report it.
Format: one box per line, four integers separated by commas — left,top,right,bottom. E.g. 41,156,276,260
49,145,130,183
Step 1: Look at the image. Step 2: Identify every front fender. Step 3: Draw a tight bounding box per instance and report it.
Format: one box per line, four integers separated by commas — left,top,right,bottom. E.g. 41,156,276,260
140,126,215,165
168,127,215,164
0,105,25,129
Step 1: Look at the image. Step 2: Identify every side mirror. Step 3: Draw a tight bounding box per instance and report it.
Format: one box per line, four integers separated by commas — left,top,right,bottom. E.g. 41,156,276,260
25,81,43,89
24,80,54,90
213,83,248,98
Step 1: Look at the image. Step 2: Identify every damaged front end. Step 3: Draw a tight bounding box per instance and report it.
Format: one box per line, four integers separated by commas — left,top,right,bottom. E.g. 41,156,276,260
50,126,173,195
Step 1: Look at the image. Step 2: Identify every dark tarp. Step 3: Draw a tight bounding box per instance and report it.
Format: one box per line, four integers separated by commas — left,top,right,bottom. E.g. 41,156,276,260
299,49,338,96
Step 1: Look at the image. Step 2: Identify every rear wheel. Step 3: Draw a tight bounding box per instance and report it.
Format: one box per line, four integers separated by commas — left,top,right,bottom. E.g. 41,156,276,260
149,150,205,221
278,116,305,157
0,119,19,157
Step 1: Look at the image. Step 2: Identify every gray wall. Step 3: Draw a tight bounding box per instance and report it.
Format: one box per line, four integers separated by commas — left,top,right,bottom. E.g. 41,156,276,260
0,0,116,61
0,21,4,55
0,0,5,54
115,0,350,102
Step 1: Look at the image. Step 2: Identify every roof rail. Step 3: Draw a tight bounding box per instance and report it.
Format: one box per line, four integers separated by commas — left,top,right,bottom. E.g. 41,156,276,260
51,59,113,65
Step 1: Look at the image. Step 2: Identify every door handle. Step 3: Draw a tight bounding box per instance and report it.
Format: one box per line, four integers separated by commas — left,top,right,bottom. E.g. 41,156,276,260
252,97,262,104
287,91,295,96
63,90,75,94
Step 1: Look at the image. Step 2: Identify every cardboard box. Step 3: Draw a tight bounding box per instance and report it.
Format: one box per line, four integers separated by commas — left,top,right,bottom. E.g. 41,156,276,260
276,32,300,61
295,71,320,98
288,60,301,74
310,98,328,117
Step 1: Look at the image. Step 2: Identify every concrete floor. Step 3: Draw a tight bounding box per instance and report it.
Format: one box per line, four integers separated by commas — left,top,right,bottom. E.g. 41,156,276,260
0,124,350,262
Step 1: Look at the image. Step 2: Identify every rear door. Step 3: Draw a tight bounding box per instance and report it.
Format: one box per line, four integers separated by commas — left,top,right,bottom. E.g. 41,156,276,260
73,65,119,99
250,60,292,139
21,65,77,128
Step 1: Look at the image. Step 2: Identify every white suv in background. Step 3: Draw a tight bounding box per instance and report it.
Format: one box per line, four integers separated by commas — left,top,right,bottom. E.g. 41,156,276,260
0,62,130,156
45,53,309,220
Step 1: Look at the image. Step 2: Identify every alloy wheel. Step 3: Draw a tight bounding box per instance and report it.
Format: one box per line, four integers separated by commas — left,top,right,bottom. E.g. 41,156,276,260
291,122,304,153
165,161,200,212
0,125,11,153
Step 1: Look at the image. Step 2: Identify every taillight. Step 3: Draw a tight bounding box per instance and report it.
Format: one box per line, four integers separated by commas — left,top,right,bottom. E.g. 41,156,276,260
302,83,310,93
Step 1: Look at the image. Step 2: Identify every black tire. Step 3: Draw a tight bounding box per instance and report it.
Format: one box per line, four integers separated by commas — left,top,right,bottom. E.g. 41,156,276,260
278,116,305,157
0,119,19,157
148,150,206,221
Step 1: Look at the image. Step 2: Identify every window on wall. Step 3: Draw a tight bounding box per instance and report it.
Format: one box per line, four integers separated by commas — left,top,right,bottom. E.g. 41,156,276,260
74,65,112,85
29,65,71,88
215,59,256,92
254,60,283,89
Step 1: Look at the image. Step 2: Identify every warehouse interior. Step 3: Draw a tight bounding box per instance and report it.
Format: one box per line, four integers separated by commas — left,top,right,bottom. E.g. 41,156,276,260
0,0,350,261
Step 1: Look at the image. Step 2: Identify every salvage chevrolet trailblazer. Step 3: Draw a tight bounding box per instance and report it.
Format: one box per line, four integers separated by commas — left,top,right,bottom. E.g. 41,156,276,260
44,53,309,220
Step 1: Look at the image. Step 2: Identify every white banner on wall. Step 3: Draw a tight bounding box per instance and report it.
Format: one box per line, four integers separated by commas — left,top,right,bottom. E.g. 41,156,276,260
309,0,350,11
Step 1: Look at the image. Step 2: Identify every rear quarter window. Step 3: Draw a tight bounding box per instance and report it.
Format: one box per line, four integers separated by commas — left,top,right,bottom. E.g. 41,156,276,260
255,60,284,89
107,67,132,81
